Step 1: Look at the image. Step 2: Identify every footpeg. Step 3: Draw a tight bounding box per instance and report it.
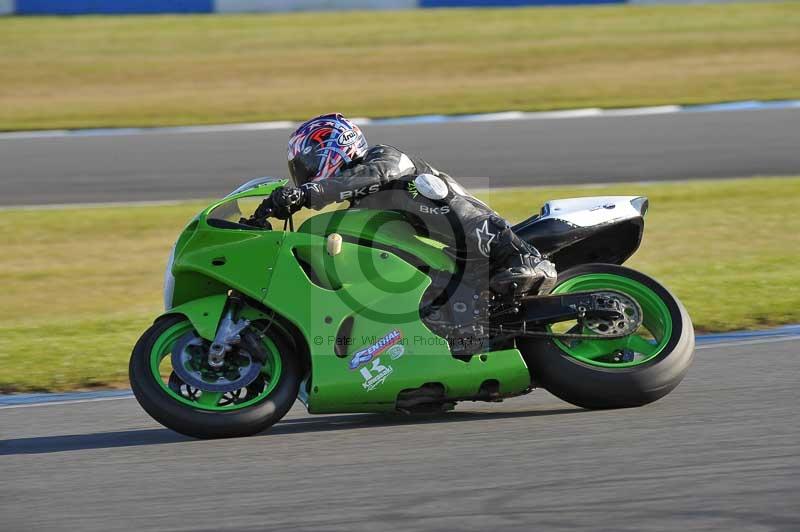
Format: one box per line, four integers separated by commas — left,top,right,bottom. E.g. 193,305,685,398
533,260,557,295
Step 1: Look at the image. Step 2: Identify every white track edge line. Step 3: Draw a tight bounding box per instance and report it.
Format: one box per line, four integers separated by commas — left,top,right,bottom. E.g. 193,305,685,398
695,336,798,350
2,101,798,141
0,395,133,409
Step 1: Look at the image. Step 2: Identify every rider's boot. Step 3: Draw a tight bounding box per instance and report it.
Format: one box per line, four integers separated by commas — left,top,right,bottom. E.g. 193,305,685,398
490,253,557,297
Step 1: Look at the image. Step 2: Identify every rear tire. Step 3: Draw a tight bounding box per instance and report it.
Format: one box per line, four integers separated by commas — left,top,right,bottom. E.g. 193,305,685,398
130,314,301,439
518,264,694,409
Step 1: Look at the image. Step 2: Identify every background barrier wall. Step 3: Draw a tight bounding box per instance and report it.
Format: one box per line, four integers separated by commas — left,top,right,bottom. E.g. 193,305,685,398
14,0,212,15
1,0,768,15
216,0,417,12
419,0,622,5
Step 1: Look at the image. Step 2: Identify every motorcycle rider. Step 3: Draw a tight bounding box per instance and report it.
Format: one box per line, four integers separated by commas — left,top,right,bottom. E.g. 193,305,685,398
260,113,556,297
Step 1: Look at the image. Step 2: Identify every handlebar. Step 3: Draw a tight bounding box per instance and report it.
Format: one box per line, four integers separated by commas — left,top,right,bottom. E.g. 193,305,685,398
240,194,295,231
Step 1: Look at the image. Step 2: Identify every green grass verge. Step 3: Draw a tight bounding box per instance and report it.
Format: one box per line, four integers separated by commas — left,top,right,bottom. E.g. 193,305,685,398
1,2,799,131
1,176,798,392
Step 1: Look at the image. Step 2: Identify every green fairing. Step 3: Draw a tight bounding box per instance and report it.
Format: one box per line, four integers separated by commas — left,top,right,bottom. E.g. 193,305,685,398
165,294,272,341
168,181,290,308
165,294,228,340
157,180,531,414
264,230,529,413
298,209,457,274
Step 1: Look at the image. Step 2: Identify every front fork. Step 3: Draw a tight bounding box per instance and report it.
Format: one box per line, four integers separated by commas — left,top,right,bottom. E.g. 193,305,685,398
163,291,258,369
207,292,250,368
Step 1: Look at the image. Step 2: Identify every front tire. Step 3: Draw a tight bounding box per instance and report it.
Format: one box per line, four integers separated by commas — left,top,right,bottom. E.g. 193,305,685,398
130,314,301,439
518,264,694,409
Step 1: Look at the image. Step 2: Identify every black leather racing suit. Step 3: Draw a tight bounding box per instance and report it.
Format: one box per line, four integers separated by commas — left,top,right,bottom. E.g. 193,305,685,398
299,144,542,284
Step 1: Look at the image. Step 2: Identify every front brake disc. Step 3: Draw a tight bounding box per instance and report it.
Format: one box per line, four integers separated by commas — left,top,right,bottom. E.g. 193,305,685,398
171,331,263,393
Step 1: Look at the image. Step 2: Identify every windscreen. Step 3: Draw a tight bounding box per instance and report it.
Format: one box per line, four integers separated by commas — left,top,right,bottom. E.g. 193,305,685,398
224,176,282,198
207,195,269,225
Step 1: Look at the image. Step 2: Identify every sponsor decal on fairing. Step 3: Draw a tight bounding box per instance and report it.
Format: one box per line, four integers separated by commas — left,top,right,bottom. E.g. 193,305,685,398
348,329,404,370
359,358,394,391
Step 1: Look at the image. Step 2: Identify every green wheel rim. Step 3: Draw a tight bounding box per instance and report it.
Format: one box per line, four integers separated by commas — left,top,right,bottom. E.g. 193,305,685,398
549,273,673,368
149,321,283,411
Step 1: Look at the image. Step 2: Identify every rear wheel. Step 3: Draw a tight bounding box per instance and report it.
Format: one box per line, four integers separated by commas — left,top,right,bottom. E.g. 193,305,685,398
518,264,694,409
129,314,300,438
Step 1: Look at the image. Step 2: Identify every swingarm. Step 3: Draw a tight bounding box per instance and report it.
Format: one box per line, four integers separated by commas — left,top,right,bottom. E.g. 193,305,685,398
494,290,644,340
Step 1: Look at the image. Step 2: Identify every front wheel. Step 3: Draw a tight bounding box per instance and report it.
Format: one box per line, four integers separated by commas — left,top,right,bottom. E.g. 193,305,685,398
518,264,694,409
129,314,301,438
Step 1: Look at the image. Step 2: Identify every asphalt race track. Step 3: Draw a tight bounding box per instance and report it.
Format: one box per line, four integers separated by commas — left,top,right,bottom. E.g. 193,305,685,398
2,336,798,531
2,108,800,206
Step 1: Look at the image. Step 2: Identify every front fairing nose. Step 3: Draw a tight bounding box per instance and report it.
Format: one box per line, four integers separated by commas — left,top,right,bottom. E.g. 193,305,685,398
164,243,177,310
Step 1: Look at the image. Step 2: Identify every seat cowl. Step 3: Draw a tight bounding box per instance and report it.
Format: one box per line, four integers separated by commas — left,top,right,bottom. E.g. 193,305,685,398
513,196,646,267
533,196,645,228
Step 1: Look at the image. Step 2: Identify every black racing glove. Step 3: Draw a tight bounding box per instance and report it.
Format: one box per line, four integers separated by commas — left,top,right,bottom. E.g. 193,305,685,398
262,186,307,220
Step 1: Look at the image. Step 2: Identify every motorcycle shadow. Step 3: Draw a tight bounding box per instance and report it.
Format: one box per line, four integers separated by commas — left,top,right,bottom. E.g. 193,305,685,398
266,406,585,438
0,428,191,456
0,406,583,455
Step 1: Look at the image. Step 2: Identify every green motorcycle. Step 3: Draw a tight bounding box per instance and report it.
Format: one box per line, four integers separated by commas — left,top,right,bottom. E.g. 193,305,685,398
129,177,694,439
